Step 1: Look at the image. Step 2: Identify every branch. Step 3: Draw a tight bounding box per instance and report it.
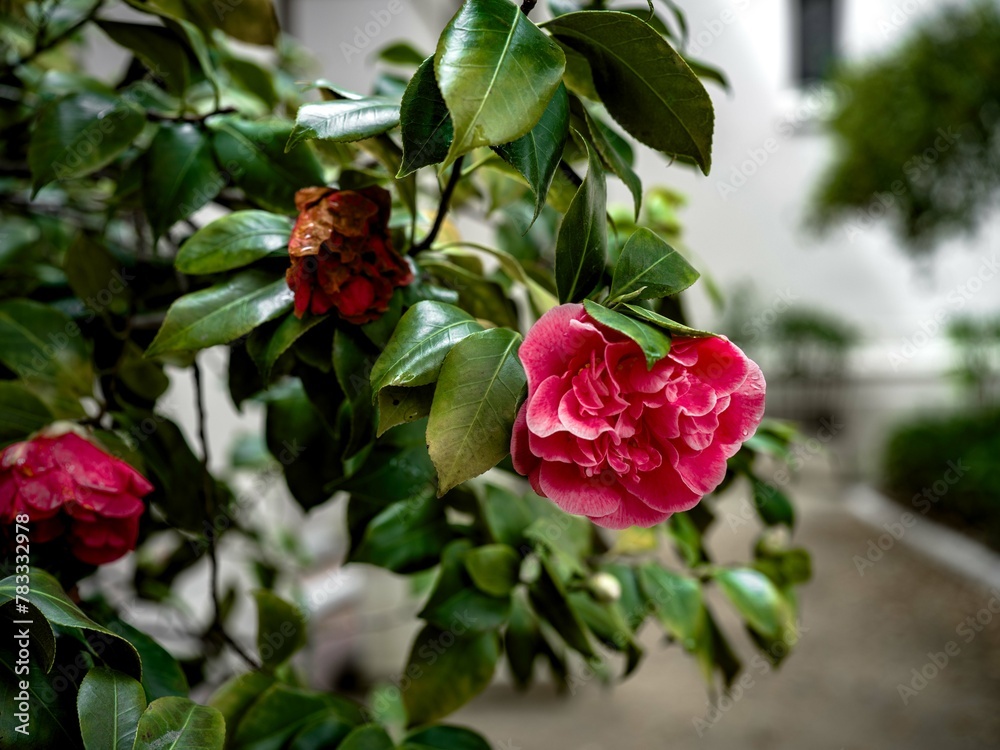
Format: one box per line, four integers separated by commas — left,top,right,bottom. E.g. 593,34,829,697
413,155,465,252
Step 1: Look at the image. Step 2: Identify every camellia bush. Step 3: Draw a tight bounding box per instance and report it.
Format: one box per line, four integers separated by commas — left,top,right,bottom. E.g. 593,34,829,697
0,0,813,747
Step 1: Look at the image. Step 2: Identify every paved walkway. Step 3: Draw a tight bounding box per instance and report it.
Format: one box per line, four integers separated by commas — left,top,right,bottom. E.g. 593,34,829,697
454,470,1000,750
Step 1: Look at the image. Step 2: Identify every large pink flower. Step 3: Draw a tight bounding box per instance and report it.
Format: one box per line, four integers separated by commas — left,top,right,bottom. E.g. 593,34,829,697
511,304,765,529
0,433,152,564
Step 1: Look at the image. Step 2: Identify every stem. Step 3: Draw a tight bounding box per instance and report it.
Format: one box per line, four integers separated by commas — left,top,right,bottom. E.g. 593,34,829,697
520,0,538,15
413,155,465,252
193,360,260,671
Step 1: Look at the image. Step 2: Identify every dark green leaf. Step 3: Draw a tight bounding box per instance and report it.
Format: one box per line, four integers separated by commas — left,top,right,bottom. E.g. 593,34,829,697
253,590,307,670
369,301,483,396
333,328,376,460
402,625,499,727
176,210,293,275
376,385,435,437
528,555,594,657
419,540,512,633
583,108,642,219
288,98,401,150
494,83,570,223
435,0,566,168
685,56,729,89
751,478,796,528
29,92,146,192
352,494,455,574
109,619,189,702
403,725,492,750
609,228,699,303
0,382,52,444
145,271,293,356
544,11,714,173
582,300,671,369
208,672,275,748
377,41,428,66
144,122,221,239
232,684,362,750
133,697,225,750
426,328,527,495
97,20,193,96
504,593,542,688
64,234,132,316
398,56,454,177
340,725,395,750
464,544,521,597
555,141,606,303
621,303,715,338
77,667,147,750
247,313,326,382
208,116,324,214
287,713,354,750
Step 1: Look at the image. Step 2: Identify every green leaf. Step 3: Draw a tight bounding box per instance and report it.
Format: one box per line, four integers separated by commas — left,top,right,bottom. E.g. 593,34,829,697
426,327,527,495
403,726,492,750
209,0,279,45
419,540,512,633
340,725,395,750
333,329,377,460
376,385,435,437
208,672,276,748
287,714,354,750
145,271,293,357
544,11,714,173
751,477,796,528
685,56,730,89
28,91,146,192
403,625,500,727
77,667,147,750
143,122,221,239
0,381,52,444
713,567,784,639
555,141,606,303
568,591,643,674
434,0,566,169
208,116,325,214
247,313,326,381
621,303,715,338
232,684,362,750
96,20,193,96
609,228,700,304
369,301,483,396
528,555,594,657
352,494,455,574
504,593,542,688
464,544,521,597
638,565,704,650
288,98,401,150
377,41,429,66
176,210,293,275
133,697,225,750
64,234,132,316
398,56,454,177
108,619,189,702
0,569,142,678
583,108,642,220
582,300,670,369
494,83,570,224
253,590,307,670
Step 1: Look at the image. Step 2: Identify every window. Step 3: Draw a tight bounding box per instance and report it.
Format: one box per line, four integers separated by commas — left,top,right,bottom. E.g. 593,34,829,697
796,0,838,85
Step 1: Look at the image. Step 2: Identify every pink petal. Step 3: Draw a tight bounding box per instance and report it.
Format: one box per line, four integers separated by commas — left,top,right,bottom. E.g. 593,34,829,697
518,304,585,390
538,461,622,517
589,493,672,529
631,464,703,513
674,443,728,495
716,359,767,450
526,375,571,437
510,405,539,476
687,336,750,395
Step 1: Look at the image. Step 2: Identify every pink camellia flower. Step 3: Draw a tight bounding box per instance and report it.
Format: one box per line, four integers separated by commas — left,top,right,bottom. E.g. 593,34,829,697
0,433,152,565
511,304,765,529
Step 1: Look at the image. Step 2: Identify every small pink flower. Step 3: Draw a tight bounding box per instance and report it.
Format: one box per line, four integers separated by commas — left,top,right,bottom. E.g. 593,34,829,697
0,433,152,564
511,304,765,529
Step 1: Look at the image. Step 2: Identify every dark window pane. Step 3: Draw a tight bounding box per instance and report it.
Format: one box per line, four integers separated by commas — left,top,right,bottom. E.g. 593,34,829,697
797,0,838,84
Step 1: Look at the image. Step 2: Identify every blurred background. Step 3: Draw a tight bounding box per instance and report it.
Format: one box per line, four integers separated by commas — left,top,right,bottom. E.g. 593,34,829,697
76,0,1000,747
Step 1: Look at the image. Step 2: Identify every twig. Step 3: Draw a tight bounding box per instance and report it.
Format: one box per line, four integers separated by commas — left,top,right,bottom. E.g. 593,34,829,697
413,155,465,252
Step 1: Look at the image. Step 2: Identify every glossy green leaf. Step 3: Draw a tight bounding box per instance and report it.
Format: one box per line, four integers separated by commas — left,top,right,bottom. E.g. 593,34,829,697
133,697,225,750
0,570,140,678
247,313,326,381
232,684,362,750
403,625,500,727
528,555,594,657
427,327,527,495
96,20,193,96
352,494,455,574
544,11,714,173
333,328,376,459
752,477,796,528
369,301,483,396
208,672,276,748
176,210,293,275
403,725,492,750
609,228,700,304
0,382,52,444
398,56,454,177
377,41,428,66
419,540,512,633
494,83,570,223
340,725,395,750
434,0,566,169
582,300,670,368
145,271,293,357
77,667,146,750
464,544,521,597
621,303,715,338
376,385,434,437
253,590,307,670
555,141,606,303
109,619,189,702
287,713,354,750
143,122,221,239
208,116,324,213
714,567,785,639
28,91,146,192
287,98,401,150
638,564,704,650
583,108,641,219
